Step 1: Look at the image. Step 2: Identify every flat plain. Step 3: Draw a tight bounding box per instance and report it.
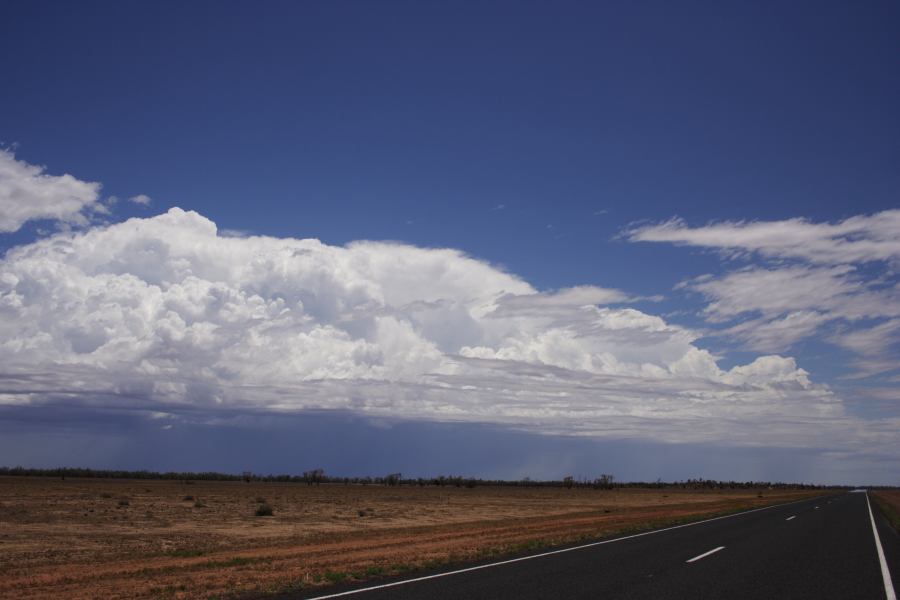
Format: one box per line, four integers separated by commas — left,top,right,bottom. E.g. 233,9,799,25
0,477,821,599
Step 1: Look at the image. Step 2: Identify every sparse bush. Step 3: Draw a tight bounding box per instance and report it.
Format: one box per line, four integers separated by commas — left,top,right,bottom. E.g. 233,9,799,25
194,500,205,508
118,499,129,507
183,495,194,501
101,492,112,499
255,503,274,516
324,571,347,583
255,496,267,503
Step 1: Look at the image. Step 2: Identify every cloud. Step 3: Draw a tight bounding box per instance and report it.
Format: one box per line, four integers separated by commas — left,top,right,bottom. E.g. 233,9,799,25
2,207,895,457
830,319,900,378
627,211,900,265
685,265,899,322
129,194,152,206
721,311,833,353
629,213,900,376
0,150,102,233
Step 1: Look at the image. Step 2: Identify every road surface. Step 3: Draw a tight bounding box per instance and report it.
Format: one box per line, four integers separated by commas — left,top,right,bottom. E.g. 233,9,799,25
285,491,898,600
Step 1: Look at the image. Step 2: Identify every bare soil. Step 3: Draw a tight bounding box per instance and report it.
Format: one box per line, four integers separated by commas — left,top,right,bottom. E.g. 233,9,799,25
0,477,819,599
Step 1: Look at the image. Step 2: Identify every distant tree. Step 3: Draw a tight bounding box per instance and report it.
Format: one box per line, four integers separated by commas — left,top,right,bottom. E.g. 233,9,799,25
594,474,615,489
303,469,325,485
563,476,574,489
385,472,401,486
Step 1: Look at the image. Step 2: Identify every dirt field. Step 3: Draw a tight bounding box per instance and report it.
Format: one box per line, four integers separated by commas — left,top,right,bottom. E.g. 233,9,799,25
0,477,820,599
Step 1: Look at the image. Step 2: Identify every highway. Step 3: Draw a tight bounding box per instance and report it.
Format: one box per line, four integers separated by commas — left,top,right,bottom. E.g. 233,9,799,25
288,492,898,600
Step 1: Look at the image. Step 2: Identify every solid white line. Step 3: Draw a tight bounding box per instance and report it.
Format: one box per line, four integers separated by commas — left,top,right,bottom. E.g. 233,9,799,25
686,546,725,563
301,495,818,600
786,516,796,521
866,492,897,600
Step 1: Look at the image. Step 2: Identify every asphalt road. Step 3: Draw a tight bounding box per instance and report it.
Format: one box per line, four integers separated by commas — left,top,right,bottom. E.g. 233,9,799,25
288,491,899,600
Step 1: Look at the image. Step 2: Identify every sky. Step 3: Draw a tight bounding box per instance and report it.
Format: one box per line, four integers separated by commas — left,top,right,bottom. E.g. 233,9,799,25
0,0,898,485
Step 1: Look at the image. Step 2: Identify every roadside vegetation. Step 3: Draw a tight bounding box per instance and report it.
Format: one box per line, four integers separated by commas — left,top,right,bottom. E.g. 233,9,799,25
871,489,900,531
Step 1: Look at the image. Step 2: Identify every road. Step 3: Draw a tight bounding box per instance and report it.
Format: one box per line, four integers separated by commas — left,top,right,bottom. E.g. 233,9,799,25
286,491,899,600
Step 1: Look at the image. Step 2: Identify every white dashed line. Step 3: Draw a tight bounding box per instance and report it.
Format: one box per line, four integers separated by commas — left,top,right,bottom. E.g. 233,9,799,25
686,546,726,563
786,516,796,521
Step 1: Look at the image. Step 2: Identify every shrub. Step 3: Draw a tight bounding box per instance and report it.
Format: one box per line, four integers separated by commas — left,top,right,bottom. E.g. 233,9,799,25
183,495,194,501
324,571,347,583
255,503,274,517
118,499,130,507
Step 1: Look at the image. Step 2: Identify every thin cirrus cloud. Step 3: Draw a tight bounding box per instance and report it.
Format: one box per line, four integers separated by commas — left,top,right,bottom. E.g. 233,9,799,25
627,214,900,375
0,152,896,459
627,212,900,264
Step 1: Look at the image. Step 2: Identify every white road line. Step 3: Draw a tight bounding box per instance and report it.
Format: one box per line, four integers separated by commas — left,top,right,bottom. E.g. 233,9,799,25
866,492,897,600
686,546,726,563
815,506,820,509
301,496,819,600
786,516,796,521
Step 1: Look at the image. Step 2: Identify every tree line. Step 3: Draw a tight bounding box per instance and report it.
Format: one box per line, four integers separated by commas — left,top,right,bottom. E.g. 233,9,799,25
0,466,858,489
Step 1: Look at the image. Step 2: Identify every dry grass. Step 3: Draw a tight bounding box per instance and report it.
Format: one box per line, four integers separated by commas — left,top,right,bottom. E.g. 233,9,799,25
871,489,900,530
0,477,820,599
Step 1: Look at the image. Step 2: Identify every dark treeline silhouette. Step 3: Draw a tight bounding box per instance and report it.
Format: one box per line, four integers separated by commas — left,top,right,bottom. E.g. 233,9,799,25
0,466,866,489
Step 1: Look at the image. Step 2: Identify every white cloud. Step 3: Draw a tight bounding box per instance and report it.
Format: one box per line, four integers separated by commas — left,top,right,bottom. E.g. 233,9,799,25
1,207,893,456
0,150,102,233
629,213,900,376
129,194,152,206
627,210,900,265
680,265,900,355
722,311,833,353
830,319,900,378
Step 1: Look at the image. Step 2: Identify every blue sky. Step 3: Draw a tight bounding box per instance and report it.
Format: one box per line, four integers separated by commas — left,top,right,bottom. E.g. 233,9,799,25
0,0,898,484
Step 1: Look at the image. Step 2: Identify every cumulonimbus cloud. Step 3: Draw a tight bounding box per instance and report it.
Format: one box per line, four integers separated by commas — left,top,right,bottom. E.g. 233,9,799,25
0,152,895,454
2,206,896,454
